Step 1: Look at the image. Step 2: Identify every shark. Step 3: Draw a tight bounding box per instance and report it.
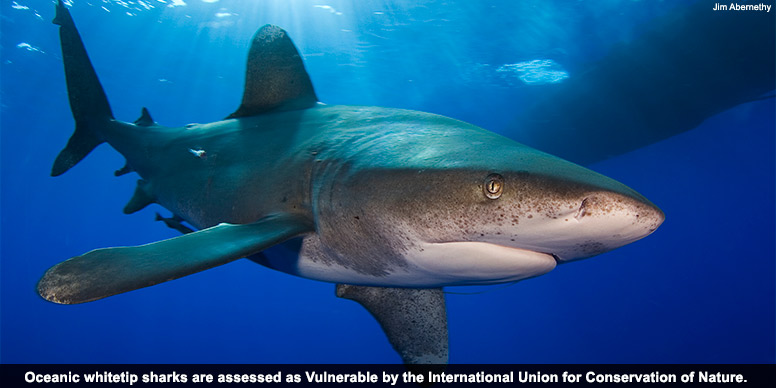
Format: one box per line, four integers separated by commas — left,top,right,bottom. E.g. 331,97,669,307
38,1,664,364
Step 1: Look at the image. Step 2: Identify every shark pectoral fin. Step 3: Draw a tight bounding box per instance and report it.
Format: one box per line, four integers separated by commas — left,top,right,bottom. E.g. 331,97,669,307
225,25,318,119
38,213,313,304
336,284,448,365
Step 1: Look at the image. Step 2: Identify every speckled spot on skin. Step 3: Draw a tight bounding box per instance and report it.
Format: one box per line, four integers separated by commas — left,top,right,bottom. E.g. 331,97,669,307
577,240,608,257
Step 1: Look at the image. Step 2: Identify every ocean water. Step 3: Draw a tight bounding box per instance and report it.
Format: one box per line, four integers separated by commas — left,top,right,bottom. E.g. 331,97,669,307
1,0,773,364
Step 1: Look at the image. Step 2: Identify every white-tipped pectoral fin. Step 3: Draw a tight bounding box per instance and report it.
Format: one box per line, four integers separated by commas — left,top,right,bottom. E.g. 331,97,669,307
38,213,313,304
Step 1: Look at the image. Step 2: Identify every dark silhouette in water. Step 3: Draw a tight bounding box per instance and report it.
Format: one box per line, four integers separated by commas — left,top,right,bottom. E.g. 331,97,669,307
516,0,775,164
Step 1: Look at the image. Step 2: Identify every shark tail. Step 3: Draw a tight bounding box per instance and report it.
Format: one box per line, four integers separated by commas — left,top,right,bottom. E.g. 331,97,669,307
51,0,114,177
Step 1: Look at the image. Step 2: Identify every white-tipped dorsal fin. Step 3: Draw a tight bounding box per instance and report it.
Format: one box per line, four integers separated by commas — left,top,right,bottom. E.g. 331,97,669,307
226,25,318,119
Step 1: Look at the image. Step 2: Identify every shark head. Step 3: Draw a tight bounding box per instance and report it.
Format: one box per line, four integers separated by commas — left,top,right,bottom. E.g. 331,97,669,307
303,109,665,286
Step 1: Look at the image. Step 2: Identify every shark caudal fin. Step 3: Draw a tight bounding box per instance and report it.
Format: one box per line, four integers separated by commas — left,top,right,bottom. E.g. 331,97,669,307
51,0,114,177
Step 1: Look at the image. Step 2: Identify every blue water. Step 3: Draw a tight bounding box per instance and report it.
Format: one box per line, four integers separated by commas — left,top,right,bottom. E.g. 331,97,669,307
1,0,773,364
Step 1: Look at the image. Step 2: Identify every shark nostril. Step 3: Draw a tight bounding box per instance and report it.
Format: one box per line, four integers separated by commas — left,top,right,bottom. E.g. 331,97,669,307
575,198,589,220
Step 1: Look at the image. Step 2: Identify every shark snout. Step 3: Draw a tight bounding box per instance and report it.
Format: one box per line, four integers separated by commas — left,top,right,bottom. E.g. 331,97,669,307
588,191,663,229
551,190,664,261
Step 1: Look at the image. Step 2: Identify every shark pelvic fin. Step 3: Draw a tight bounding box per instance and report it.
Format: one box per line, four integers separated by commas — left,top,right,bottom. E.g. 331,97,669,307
336,284,449,365
226,25,318,119
134,107,155,127
123,179,155,214
51,0,114,177
38,213,314,304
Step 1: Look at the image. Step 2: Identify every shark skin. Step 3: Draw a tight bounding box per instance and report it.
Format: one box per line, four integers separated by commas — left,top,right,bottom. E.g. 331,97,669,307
38,1,664,364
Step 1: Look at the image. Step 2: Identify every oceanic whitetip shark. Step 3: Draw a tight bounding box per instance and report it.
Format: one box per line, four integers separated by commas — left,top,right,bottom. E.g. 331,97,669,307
38,1,663,364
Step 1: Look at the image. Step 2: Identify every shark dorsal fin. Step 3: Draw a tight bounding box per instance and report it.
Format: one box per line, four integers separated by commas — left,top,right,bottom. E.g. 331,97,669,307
226,25,318,119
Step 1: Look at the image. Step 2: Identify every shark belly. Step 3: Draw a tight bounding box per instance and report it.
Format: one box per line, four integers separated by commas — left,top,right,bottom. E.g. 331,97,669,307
258,235,557,287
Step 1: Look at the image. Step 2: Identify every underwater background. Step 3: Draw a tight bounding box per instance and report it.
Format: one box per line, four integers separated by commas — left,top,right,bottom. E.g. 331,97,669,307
1,0,774,364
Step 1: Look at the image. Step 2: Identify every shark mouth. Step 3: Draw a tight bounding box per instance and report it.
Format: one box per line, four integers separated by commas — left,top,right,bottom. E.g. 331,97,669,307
410,241,559,286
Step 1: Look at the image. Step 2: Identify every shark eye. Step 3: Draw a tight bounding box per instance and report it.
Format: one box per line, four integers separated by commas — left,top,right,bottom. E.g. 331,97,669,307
483,173,504,199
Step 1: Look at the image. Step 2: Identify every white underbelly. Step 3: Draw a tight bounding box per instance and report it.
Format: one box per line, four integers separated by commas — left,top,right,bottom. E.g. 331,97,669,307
259,238,558,287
